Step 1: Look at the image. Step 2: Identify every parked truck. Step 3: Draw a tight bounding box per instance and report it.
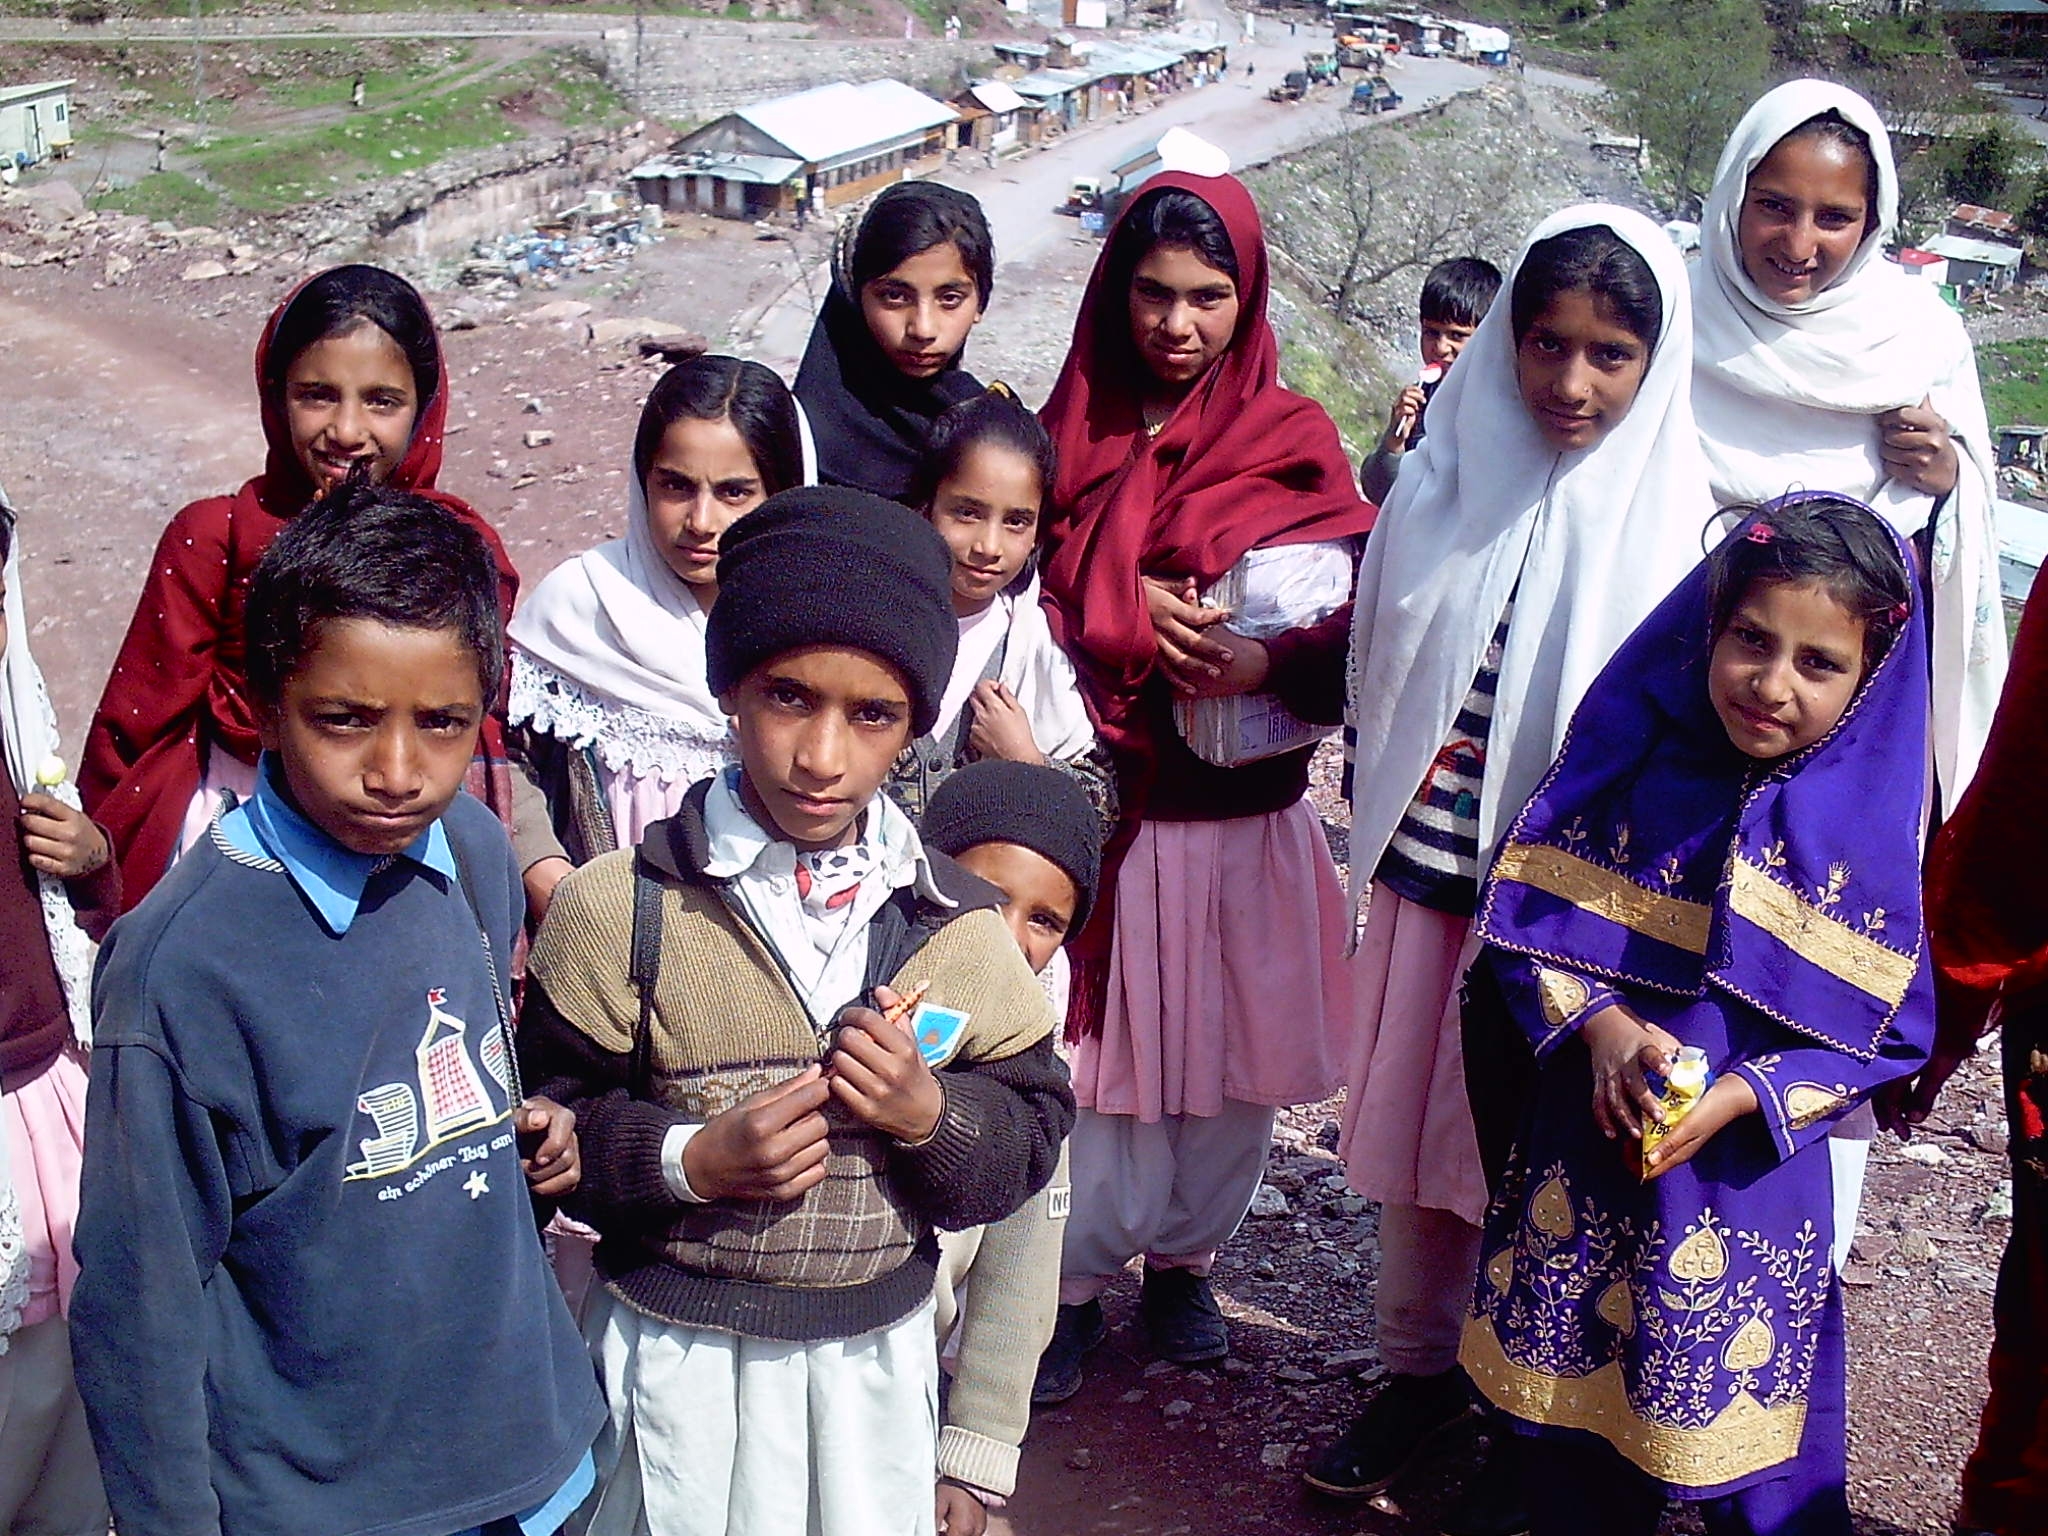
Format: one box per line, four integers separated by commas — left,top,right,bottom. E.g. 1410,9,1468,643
1349,75,1402,113
1266,69,1311,102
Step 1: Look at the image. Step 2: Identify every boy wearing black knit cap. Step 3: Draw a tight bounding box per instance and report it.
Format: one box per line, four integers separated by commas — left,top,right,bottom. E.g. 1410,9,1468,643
520,487,1075,1536
920,761,1100,1518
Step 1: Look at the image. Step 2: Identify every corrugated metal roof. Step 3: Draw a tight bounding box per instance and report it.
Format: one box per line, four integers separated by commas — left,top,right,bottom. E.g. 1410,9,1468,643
0,79,74,107
1952,202,2019,233
1943,0,2048,14
968,80,1032,114
1012,68,1095,99
631,151,804,186
1923,233,2024,266
1083,41,1184,76
736,80,957,164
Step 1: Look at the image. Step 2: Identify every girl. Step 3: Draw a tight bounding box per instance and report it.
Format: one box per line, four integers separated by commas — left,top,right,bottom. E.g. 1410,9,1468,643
1314,207,1712,1510
1034,172,1375,1398
1690,75,2004,1293
0,488,114,1536
793,181,992,501
1693,80,2004,817
1465,495,1933,1536
81,263,519,911
890,386,1110,830
508,355,807,918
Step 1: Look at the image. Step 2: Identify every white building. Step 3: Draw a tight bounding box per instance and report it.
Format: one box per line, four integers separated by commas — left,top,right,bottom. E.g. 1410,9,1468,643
0,79,75,167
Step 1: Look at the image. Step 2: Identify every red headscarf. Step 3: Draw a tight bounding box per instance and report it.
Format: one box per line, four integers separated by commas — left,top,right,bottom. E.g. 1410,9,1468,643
1038,171,1374,1029
82,267,520,911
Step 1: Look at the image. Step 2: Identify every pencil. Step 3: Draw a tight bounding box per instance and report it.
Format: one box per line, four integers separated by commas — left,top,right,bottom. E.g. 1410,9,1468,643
881,979,932,1026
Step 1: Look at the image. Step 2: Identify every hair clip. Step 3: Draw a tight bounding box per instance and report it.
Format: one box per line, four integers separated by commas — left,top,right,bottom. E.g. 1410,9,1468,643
1745,522,1776,544
1888,601,1909,624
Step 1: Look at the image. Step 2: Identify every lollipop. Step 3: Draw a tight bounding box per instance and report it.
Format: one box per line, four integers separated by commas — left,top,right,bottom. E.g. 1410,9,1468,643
34,754,66,788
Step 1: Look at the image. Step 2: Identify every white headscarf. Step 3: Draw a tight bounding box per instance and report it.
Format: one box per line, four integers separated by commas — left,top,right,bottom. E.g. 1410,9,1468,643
1692,78,2006,811
0,489,96,1349
1346,204,1713,916
507,392,816,790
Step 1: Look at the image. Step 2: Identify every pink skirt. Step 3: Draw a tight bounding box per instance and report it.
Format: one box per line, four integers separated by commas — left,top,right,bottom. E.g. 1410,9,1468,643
1336,885,1487,1225
2,1049,88,1328
1072,799,1354,1122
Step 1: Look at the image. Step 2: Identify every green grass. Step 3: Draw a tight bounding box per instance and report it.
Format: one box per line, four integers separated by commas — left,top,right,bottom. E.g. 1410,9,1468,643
262,42,473,111
94,167,227,222
1979,339,2048,432
175,49,626,213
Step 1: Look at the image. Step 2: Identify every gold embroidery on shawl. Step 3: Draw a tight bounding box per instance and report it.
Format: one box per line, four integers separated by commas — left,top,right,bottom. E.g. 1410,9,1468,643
1669,1224,1729,1284
1531,1177,1575,1239
1728,858,1916,1007
1492,844,1711,954
1783,1084,1850,1131
1596,1280,1636,1337
1536,967,1592,1027
1486,1247,1516,1297
1462,1316,1810,1487
1721,1316,1776,1373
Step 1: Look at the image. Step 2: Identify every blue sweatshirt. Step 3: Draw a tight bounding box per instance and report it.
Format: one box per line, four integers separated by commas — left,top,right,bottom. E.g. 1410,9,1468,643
73,774,605,1536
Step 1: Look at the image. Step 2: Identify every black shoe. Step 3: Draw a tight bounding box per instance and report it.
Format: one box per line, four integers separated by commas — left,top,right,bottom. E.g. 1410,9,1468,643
1440,1425,1529,1536
1301,1367,1476,1499
1031,1300,1107,1405
1139,1265,1229,1364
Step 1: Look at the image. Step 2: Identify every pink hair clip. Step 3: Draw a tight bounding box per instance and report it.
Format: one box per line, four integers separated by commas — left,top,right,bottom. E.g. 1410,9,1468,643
1745,522,1776,544
1888,601,1909,624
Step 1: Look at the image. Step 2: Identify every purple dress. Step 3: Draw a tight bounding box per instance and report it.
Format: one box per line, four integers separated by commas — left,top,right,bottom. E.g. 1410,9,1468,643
1460,504,1935,1509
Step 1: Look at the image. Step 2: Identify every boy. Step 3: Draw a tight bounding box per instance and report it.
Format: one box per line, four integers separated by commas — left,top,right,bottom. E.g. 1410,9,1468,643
919,761,1103,1524
73,488,604,1536
519,487,1074,1536
1359,256,1502,505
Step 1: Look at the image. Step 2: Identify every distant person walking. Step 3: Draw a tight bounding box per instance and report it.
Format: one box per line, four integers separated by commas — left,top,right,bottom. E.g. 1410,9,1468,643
350,74,365,110
152,128,166,173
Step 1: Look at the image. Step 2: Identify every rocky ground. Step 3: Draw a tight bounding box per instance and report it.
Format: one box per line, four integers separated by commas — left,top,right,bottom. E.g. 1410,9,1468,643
0,68,2019,1536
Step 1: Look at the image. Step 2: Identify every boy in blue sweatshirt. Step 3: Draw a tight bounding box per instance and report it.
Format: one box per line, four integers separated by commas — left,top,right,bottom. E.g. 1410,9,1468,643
72,486,606,1536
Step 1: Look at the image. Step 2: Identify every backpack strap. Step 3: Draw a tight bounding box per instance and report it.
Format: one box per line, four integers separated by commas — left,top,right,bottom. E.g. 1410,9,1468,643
445,824,524,1106
628,850,666,1092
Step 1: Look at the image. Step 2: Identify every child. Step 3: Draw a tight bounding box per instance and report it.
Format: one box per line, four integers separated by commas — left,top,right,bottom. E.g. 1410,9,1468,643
508,355,809,920
920,759,1102,1529
0,486,115,1536
1318,207,1713,1522
794,182,992,501
891,387,1111,831
1035,174,1374,1398
1464,494,1932,1535
82,263,520,911
518,487,1075,1536
72,487,604,1536
1360,255,1502,504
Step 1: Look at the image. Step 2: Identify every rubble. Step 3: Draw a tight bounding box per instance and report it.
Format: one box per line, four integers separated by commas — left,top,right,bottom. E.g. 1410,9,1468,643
179,258,229,282
459,204,662,296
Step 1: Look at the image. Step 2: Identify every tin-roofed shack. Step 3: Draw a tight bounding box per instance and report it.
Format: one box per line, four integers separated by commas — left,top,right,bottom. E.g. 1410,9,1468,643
631,79,959,219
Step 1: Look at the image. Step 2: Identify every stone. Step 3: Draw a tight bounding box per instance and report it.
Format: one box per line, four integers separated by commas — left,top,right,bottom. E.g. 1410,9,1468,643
523,429,555,449
227,242,257,260
1248,1183,1291,1219
1118,1388,1148,1404
527,299,594,323
1065,1447,1094,1470
1161,1398,1193,1420
180,258,229,282
638,331,710,363
1260,1443,1296,1468
1321,1349,1378,1375
440,311,480,333
102,253,132,283
1897,1229,1937,1263
1984,1181,2015,1223
522,397,545,414
588,315,687,347
1899,1142,1949,1167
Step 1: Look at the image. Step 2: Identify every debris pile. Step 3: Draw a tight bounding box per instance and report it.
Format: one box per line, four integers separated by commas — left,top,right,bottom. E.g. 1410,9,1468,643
458,201,662,294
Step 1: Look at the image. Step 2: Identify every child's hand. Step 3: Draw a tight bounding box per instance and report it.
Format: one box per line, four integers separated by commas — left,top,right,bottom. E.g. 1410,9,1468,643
829,986,944,1143
935,1481,989,1536
1643,1073,1759,1179
1581,1005,1683,1140
682,1067,833,1203
966,680,1048,765
19,794,111,881
1176,628,1271,699
517,1096,581,1199
1143,574,1234,691
1383,384,1427,452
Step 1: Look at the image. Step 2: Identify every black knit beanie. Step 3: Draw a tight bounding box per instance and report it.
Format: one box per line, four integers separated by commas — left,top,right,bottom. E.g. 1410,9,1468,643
921,760,1102,927
707,486,957,735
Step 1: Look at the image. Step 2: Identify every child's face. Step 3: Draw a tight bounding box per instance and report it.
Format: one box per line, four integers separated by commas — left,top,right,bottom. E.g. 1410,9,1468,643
722,645,914,852
860,242,983,380
1738,133,1871,307
929,443,1041,617
645,414,768,593
1420,319,1477,370
282,322,419,494
1515,289,1651,453
1128,244,1240,390
953,840,1079,976
1709,579,1867,760
258,619,484,856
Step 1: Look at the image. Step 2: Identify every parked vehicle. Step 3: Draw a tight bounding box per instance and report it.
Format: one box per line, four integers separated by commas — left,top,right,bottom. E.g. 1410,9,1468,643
1267,69,1310,102
1304,51,1341,84
1349,76,1402,113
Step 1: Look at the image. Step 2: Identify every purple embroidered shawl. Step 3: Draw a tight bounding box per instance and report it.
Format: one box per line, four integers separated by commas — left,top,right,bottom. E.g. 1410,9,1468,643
1476,499,1932,1062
